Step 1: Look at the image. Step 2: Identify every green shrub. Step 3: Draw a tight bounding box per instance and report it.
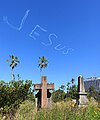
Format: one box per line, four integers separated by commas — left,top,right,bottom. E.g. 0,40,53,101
0,80,35,118
52,89,66,103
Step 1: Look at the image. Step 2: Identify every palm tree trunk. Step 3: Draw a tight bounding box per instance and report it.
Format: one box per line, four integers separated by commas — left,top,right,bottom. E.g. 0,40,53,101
40,70,42,79
11,69,13,81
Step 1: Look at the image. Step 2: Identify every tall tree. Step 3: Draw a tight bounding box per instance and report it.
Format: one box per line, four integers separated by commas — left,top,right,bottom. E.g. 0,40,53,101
59,85,66,91
71,78,75,85
38,56,48,76
65,81,77,100
7,55,20,80
66,82,70,93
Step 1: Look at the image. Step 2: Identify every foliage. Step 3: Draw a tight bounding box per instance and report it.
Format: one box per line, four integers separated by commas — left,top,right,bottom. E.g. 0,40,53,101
52,78,77,103
66,84,77,99
65,78,77,99
87,86,100,107
38,56,48,76
0,79,100,120
87,86,100,100
14,100,36,120
7,55,20,70
0,80,35,118
52,88,66,103
34,100,100,120
7,55,20,80
0,99,99,120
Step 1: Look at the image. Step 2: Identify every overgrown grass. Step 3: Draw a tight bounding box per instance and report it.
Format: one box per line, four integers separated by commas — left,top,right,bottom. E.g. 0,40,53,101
0,99,100,120
14,100,36,120
0,100,36,120
34,100,100,120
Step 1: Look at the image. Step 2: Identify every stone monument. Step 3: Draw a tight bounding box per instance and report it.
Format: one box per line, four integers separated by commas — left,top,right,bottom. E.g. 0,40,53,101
34,76,54,109
76,75,88,106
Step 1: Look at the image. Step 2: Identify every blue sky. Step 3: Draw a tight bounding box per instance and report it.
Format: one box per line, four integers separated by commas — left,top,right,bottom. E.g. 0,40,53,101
0,0,100,89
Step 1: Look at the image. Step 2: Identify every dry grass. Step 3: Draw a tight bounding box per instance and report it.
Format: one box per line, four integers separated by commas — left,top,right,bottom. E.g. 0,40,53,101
0,99,100,120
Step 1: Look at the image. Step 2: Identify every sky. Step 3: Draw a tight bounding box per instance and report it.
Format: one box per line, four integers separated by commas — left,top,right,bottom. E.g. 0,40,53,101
0,0,100,89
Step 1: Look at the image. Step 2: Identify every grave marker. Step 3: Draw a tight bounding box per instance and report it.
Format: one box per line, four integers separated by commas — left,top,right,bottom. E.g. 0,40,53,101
76,75,88,106
34,76,54,108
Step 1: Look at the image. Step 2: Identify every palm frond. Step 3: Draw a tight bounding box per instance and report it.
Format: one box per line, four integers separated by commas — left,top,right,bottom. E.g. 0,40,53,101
38,56,48,74
8,55,20,70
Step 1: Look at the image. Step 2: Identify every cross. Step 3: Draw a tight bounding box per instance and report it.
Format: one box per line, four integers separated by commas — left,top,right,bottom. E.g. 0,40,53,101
34,76,54,108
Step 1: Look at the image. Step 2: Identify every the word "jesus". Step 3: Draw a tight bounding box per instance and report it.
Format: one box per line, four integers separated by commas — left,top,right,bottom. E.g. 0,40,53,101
3,9,74,55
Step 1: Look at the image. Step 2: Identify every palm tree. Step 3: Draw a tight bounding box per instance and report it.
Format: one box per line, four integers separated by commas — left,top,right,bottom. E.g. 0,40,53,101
67,82,70,93
7,55,20,80
71,78,75,85
38,56,48,76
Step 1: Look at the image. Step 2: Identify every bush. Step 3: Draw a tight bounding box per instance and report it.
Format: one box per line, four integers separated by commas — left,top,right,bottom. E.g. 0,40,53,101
0,80,35,118
52,89,66,103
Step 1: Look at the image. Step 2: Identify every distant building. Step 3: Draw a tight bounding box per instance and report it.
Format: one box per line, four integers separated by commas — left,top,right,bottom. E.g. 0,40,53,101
84,77,100,92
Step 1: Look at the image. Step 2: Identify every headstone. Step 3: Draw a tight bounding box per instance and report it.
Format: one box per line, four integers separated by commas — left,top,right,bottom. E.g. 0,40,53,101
34,76,54,109
76,75,88,106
